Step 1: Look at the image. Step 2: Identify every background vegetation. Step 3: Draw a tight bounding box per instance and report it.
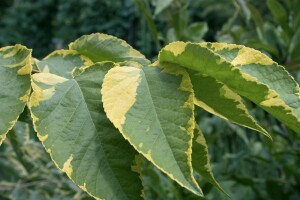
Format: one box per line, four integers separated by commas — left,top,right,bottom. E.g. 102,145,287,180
0,0,299,199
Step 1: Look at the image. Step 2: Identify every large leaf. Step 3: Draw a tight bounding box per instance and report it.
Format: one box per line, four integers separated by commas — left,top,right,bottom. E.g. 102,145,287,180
69,33,150,66
159,42,300,133
192,125,227,195
0,45,32,145
188,70,270,138
102,64,203,196
29,62,142,200
36,50,93,78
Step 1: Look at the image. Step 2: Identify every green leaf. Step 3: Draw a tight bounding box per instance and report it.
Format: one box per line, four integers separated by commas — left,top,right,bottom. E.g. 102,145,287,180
185,22,208,42
158,42,300,134
247,3,265,38
192,125,228,196
188,70,270,138
0,45,32,145
36,50,92,78
29,62,142,200
102,64,203,196
153,0,173,16
267,0,289,29
134,0,161,49
69,33,150,66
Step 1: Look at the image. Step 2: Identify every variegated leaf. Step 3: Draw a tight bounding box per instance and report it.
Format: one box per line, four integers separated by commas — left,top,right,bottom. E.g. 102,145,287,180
36,50,92,78
69,33,150,66
152,62,267,137
188,70,270,138
159,42,300,134
102,64,203,196
29,62,142,200
0,45,32,145
192,125,227,195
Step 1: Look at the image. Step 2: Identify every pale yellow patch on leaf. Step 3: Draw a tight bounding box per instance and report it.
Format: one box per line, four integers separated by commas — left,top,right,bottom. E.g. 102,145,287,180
29,112,39,123
30,85,56,107
102,67,141,131
260,90,288,108
79,182,103,200
62,155,73,177
32,73,67,85
41,65,50,73
232,47,273,66
240,72,260,82
19,89,31,102
44,49,78,59
220,85,245,110
17,59,32,75
37,133,48,142
163,42,186,56
2,45,20,58
44,50,93,67
206,42,239,51
0,134,7,145
194,100,221,118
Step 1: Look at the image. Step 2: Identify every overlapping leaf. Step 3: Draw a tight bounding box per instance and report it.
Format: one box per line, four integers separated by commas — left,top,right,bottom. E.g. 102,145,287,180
102,64,203,196
192,125,227,195
159,42,300,133
69,33,150,66
36,50,92,78
29,62,142,200
0,45,32,145
188,70,270,138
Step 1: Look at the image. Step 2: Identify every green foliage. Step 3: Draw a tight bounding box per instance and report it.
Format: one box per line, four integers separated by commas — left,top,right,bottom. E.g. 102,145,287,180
0,119,92,200
1,1,300,199
1,32,300,199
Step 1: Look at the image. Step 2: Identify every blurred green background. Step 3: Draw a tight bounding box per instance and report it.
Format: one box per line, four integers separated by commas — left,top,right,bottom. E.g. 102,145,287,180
1,0,300,199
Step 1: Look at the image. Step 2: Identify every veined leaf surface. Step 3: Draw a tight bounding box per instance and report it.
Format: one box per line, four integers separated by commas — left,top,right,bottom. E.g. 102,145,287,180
0,45,32,145
29,62,142,200
102,64,203,196
69,33,150,66
36,49,92,78
159,42,300,133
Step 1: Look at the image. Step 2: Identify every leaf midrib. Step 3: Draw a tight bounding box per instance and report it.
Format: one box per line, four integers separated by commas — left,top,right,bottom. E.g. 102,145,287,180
140,68,197,191
74,79,131,200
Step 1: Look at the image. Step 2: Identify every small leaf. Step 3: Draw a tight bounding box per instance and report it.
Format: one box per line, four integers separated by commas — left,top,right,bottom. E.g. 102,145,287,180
0,45,32,145
102,64,203,196
36,50,93,78
159,42,300,134
267,0,289,29
29,62,142,200
192,125,228,196
153,0,173,16
185,22,208,42
69,33,150,66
